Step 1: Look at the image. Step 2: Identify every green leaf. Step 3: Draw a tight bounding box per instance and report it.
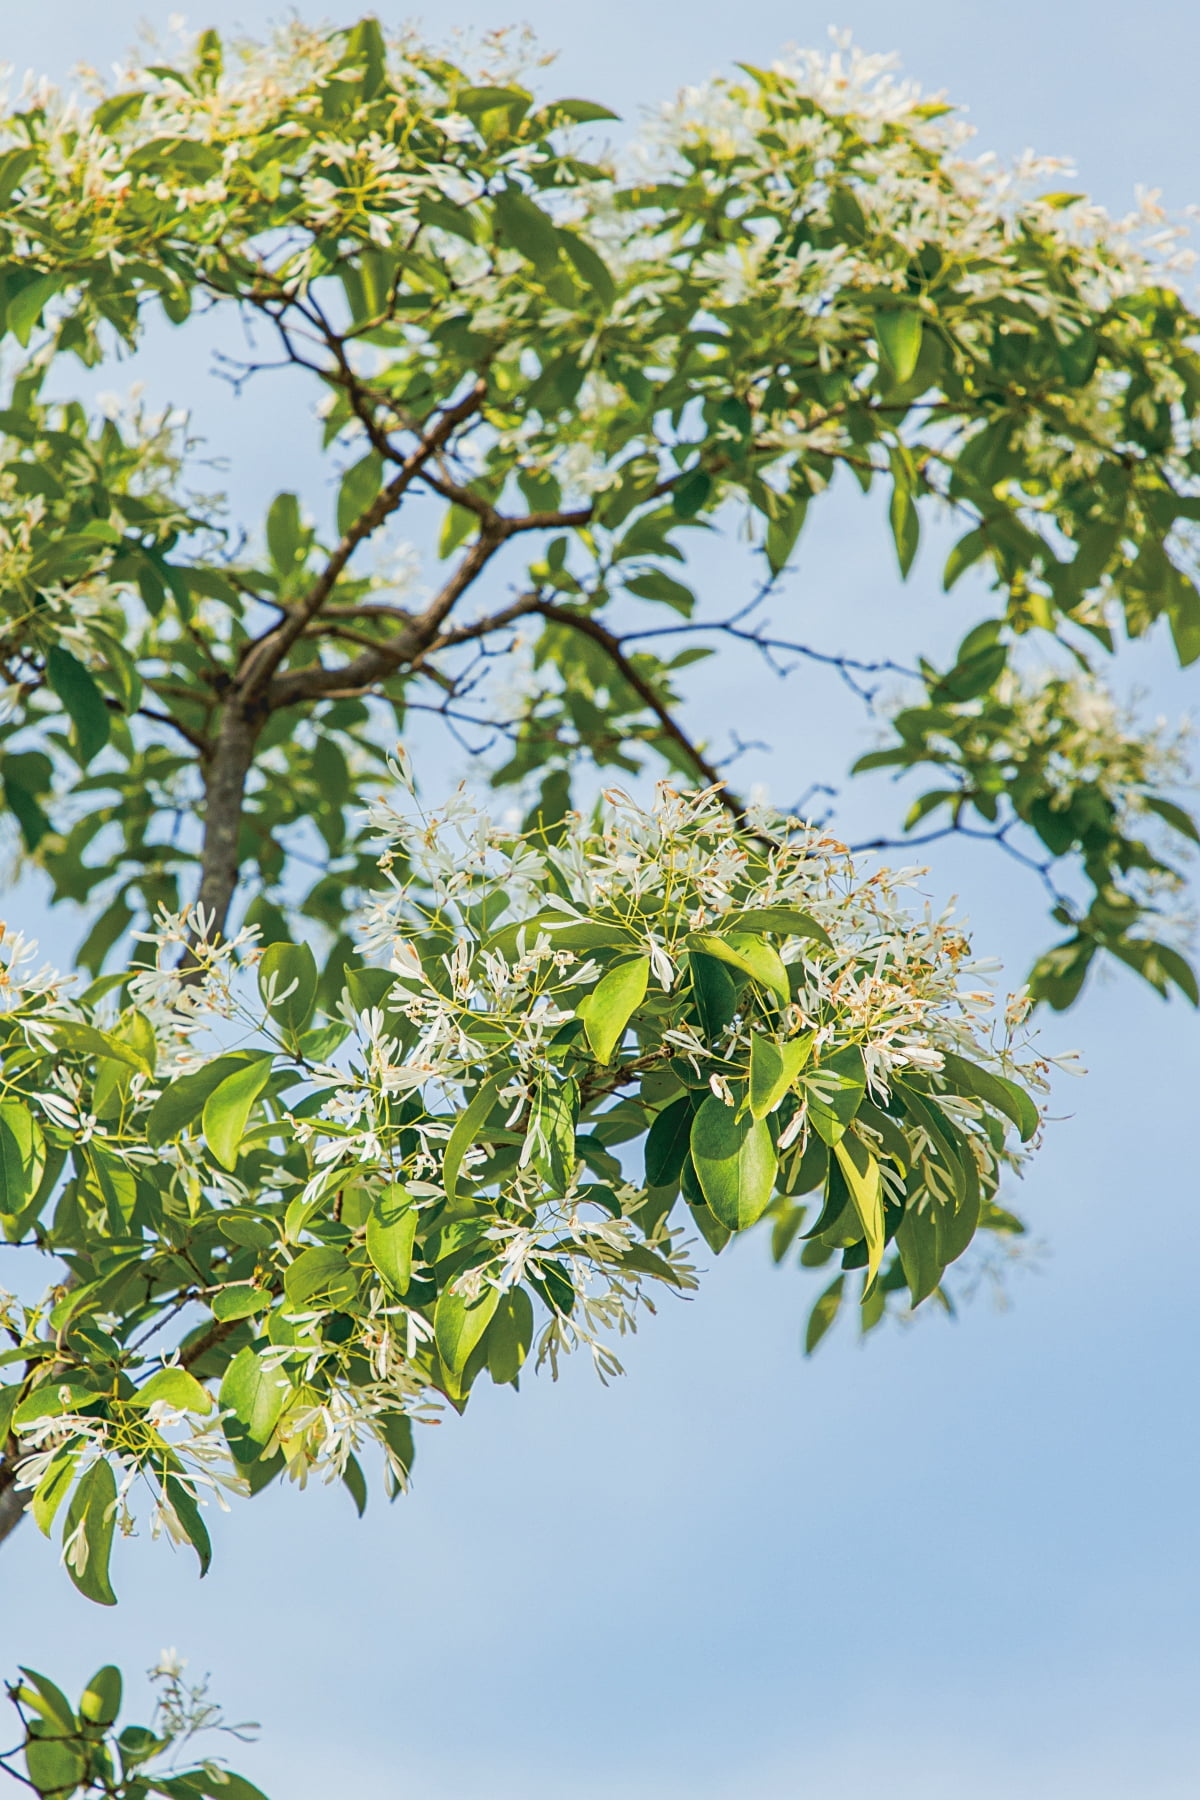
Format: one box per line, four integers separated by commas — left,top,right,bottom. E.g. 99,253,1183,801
493,184,561,272
147,1054,257,1146
623,569,696,615
889,473,920,577
764,493,808,575
833,1134,885,1290
748,1032,813,1121
486,1286,534,1386
557,228,616,307
164,1473,212,1577
24,1733,87,1796
258,940,318,1034
804,1274,846,1355
690,1096,777,1231
62,1457,118,1606
46,646,110,765
719,905,834,949
435,1280,500,1374
545,96,621,123
575,955,649,1062
686,932,789,1006
16,1668,76,1733
52,1020,148,1073
8,273,61,346
443,1074,503,1203
875,308,923,383
342,1452,368,1517
895,1200,943,1309
455,84,533,116
1166,570,1200,667
283,1246,358,1312
0,1111,31,1216
133,1368,213,1414
438,502,477,560
30,1451,78,1537
1142,793,1200,845
3,769,52,850
939,1050,1040,1143
219,1347,287,1454
212,1284,269,1322
943,526,990,591
527,1075,578,1191
804,1045,866,1146
336,450,384,537
366,1184,417,1294
672,467,712,518
266,491,303,571
690,951,740,1039
202,1054,274,1171
930,644,1007,702
644,1094,695,1188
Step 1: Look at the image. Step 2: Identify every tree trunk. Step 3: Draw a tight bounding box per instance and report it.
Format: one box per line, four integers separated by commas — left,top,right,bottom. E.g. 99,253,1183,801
191,695,266,938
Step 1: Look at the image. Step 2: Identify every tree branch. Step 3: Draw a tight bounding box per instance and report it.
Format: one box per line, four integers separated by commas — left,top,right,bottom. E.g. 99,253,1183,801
531,601,749,821
236,379,487,705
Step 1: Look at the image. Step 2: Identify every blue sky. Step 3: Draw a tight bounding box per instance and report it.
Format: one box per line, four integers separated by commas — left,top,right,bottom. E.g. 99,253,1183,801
2,5,1198,1797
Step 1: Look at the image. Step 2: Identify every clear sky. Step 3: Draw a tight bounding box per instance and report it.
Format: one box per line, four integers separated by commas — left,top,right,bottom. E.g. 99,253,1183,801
2,6,1198,1799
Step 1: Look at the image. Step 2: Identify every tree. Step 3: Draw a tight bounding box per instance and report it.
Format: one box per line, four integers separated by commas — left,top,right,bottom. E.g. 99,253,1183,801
0,19,1195,1787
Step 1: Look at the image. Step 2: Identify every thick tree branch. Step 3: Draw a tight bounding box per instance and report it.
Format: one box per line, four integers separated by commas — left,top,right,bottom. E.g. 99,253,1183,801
236,380,486,705
190,382,486,940
531,601,747,820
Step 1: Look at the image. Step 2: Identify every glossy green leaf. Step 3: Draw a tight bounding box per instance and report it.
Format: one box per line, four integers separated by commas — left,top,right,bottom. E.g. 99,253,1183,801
575,955,649,1062
804,1274,846,1355
147,1053,257,1147
16,1668,76,1732
644,1093,695,1188
266,490,303,571
219,1347,287,1453
434,1281,500,1374
132,1368,213,1414
202,1053,274,1171
1141,793,1200,844
527,1075,578,1192
486,1286,534,1386
62,1457,118,1606
46,645,110,765
283,1246,358,1312
690,1095,777,1231
889,473,920,577
0,1111,30,1216
442,1073,503,1203
336,449,384,537
804,1046,866,1146
23,1733,87,1795
895,1199,943,1309
365,1184,417,1294
212,1284,269,1322
938,1050,1039,1142
718,905,834,949
833,1133,885,1290
257,940,318,1035
876,307,923,383
686,932,789,1006
748,1032,813,1120
557,228,616,307
52,1021,148,1073
164,1472,212,1577
493,183,561,271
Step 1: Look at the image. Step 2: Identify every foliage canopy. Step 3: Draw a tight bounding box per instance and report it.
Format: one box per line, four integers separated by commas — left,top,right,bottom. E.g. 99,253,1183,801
0,18,1195,1781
